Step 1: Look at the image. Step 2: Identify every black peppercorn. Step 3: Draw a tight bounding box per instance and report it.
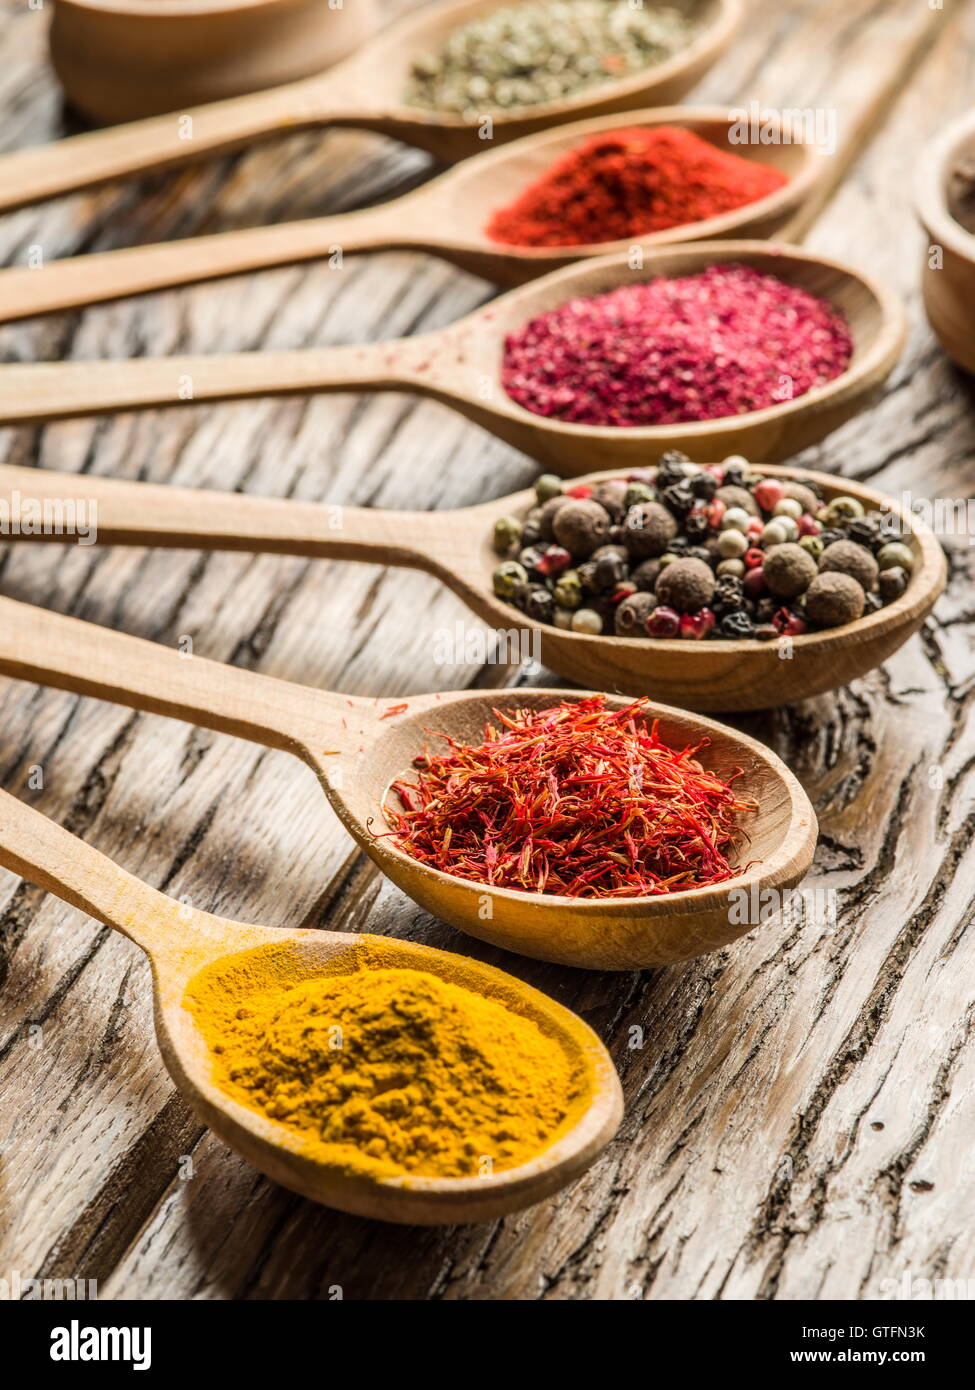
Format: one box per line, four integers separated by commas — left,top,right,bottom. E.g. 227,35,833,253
661,480,696,517
755,597,776,623
722,462,746,488
690,471,718,501
845,516,882,550
524,585,555,623
594,552,628,588
576,561,600,594
818,528,846,548
520,519,542,548
685,545,713,565
667,535,690,554
720,610,755,639
518,546,545,575
684,507,711,541
712,574,745,614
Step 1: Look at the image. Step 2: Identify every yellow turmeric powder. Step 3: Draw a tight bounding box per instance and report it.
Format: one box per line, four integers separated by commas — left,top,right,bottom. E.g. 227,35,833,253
185,939,589,1180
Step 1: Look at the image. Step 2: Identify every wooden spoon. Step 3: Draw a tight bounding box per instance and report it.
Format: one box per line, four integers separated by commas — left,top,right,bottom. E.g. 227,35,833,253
0,0,742,212
0,785,623,1222
0,460,945,711
0,108,818,313
0,242,906,466
0,592,817,968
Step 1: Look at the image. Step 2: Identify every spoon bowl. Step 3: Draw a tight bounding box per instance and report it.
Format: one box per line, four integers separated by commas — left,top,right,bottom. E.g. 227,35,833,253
0,107,821,322
0,459,943,710
0,787,622,1221
0,593,816,967
0,242,906,467
0,0,742,211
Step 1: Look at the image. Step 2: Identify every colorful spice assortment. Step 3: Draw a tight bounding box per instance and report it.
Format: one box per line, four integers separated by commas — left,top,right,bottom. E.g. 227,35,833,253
385,694,755,898
187,940,587,1179
487,126,788,247
501,264,853,425
404,0,699,116
491,455,914,640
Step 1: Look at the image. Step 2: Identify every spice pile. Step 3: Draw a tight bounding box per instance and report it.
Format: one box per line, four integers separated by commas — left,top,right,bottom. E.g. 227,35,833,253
491,455,914,640
386,694,755,898
502,264,853,425
404,0,699,116
188,941,586,1179
487,126,788,247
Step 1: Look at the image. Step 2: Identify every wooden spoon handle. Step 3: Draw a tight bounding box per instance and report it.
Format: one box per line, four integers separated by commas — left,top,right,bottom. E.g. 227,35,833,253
0,783,170,944
0,463,452,570
0,77,361,213
0,592,349,756
0,335,447,424
0,203,428,321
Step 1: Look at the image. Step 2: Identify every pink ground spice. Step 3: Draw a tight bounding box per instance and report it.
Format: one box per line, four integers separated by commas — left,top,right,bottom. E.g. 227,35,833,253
501,263,854,426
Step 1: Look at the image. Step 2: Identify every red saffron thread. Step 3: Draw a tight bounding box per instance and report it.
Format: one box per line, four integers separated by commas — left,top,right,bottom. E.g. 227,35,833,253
380,702,410,720
382,695,757,899
486,127,788,248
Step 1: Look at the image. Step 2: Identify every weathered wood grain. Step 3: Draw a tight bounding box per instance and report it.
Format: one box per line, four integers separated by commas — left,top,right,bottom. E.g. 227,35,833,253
0,0,973,1300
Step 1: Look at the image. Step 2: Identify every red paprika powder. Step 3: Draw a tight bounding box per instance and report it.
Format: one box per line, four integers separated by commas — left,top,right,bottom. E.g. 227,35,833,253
486,126,789,248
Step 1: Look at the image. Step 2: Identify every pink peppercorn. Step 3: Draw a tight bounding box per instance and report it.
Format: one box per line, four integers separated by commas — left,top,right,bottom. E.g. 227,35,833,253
680,607,715,640
797,513,821,537
743,547,765,569
743,566,766,598
647,605,681,638
707,499,726,529
566,484,593,498
501,264,853,427
773,608,807,636
754,480,785,511
537,545,573,576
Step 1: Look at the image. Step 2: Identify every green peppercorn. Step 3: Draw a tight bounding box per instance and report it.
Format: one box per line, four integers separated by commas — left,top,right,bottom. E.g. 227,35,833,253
492,516,523,554
799,535,824,561
493,560,528,602
553,569,583,609
624,481,655,507
876,541,914,573
823,495,865,525
534,473,564,504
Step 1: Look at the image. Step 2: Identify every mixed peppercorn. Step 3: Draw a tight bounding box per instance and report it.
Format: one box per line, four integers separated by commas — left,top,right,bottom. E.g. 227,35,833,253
491,454,915,641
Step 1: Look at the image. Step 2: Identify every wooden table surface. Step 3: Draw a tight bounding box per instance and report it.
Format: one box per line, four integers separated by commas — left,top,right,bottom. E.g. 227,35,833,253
0,0,973,1301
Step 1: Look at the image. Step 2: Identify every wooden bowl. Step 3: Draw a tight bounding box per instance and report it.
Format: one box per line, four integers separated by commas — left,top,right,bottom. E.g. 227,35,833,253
456,463,946,711
49,0,379,125
916,109,975,376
